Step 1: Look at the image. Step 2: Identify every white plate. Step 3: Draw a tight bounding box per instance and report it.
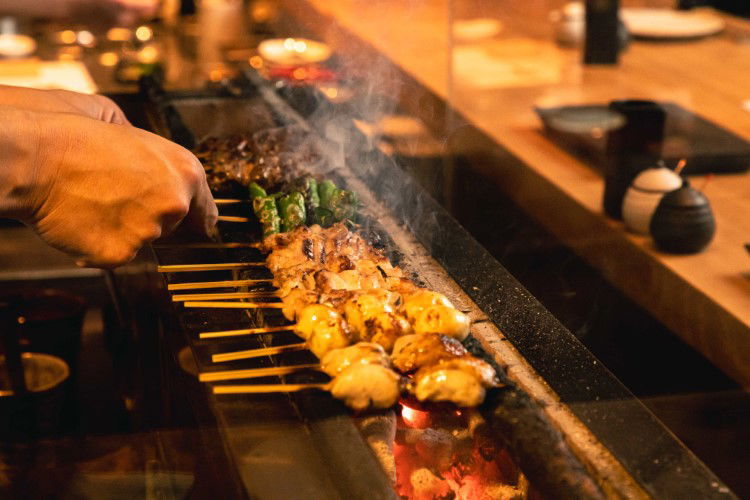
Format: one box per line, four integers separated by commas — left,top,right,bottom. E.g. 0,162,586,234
621,8,724,39
0,34,36,58
258,38,331,66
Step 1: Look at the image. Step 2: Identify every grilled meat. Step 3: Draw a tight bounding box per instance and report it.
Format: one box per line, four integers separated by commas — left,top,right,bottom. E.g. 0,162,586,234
412,357,499,407
391,333,469,374
320,342,390,376
330,363,402,410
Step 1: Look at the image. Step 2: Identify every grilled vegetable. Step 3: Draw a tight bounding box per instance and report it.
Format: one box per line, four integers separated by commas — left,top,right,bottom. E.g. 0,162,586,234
330,188,358,222
248,182,267,200
318,180,337,209
277,192,306,232
253,196,280,237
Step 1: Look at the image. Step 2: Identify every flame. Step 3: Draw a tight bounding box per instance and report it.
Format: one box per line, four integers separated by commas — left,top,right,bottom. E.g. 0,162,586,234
400,403,429,428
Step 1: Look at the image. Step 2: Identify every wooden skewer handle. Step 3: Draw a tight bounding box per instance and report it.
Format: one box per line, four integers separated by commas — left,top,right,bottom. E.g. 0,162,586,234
199,325,295,339
172,291,278,302
199,363,321,382
212,342,307,362
213,199,247,205
184,301,283,309
213,383,329,394
158,262,265,272
217,216,250,223
167,279,274,291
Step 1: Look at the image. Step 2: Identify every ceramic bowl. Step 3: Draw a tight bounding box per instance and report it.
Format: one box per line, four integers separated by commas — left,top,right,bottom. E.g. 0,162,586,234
622,166,682,234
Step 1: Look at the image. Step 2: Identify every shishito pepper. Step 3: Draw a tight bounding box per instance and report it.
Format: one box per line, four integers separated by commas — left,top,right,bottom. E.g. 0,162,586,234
253,196,280,237
248,182,267,200
292,176,320,223
330,188,359,222
317,180,337,210
314,207,335,227
277,192,306,232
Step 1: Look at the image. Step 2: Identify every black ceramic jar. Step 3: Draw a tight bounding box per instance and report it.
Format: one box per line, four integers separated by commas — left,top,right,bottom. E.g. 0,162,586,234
649,183,716,254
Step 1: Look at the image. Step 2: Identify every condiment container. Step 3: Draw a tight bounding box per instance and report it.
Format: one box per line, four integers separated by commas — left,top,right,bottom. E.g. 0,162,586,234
649,183,715,254
621,166,682,234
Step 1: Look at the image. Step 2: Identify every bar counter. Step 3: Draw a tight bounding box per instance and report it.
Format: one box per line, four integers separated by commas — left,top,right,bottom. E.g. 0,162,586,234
282,0,750,388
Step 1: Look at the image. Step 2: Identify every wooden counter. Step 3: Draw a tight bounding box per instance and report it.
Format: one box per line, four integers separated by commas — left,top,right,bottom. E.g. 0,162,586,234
283,1,750,388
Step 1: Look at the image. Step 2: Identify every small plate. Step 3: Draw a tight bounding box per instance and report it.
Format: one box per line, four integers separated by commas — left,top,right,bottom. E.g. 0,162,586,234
0,34,36,58
620,8,724,40
536,105,625,135
258,38,331,66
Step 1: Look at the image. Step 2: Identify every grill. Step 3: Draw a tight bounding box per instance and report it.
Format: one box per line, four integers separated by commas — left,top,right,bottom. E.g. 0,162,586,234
104,71,731,499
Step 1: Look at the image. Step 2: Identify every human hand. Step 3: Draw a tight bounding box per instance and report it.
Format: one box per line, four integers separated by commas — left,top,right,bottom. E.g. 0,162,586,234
65,0,158,29
21,112,217,268
0,86,129,124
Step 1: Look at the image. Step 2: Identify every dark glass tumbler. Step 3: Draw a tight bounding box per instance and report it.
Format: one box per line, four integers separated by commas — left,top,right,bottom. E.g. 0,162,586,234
603,99,666,219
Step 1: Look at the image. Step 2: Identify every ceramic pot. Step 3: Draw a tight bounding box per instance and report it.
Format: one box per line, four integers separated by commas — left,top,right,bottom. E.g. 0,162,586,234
622,166,683,234
649,184,715,254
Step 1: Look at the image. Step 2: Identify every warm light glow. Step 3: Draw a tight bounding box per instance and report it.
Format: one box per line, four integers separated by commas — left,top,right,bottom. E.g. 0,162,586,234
98,51,119,67
107,27,132,42
209,68,224,82
293,40,307,53
136,45,160,64
76,30,95,47
58,30,76,45
400,403,430,428
135,25,153,42
249,55,263,69
323,87,338,99
292,67,307,80
283,38,296,50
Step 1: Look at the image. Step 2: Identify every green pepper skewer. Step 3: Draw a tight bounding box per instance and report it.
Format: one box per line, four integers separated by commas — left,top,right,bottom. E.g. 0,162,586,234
253,196,280,237
277,192,306,232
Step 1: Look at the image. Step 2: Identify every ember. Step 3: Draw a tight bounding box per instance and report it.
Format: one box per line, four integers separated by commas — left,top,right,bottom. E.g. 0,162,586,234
393,406,528,499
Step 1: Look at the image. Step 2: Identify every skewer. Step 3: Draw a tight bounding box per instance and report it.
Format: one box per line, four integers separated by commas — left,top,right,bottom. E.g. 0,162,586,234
167,279,274,291
172,291,279,302
184,301,283,309
217,215,251,223
212,342,307,362
199,363,320,382
158,262,265,272
199,325,294,339
213,383,329,394
154,242,261,249
213,199,248,205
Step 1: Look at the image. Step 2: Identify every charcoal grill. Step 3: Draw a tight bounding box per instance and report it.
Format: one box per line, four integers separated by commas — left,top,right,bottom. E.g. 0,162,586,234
105,72,736,499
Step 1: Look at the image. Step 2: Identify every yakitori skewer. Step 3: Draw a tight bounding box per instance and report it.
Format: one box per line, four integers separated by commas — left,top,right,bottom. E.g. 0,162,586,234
158,262,265,272
199,325,294,339
154,242,261,249
183,301,283,309
213,199,248,205
172,291,279,302
213,383,329,394
217,215,251,223
199,363,320,382
167,278,274,291
212,342,307,362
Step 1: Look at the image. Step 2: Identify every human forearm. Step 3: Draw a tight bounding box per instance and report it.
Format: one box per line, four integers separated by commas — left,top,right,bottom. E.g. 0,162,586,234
0,0,66,18
0,106,45,220
0,86,130,125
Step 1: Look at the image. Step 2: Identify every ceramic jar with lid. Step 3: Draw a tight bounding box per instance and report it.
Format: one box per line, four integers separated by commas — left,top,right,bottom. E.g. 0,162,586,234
649,183,716,254
621,166,683,234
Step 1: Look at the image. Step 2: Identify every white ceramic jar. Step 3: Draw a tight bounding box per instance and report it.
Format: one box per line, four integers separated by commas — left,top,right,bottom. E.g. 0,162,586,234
622,166,683,234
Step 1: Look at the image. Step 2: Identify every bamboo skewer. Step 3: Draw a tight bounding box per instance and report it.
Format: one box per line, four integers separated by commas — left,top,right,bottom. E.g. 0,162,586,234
184,301,283,309
158,262,265,272
213,199,248,205
167,279,274,291
154,242,261,249
199,325,294,339
172,291,279,302
217,215,250,223
199,363,321,382
212,342,307,362
213,383,329,394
